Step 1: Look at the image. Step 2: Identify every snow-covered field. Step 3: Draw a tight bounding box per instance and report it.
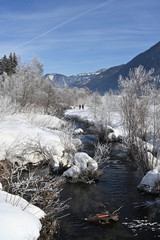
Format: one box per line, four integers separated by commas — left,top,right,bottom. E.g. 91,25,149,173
0,105,160,239
0,113,66,164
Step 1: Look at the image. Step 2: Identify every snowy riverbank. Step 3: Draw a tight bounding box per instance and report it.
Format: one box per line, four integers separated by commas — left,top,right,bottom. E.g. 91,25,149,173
0,104,160,239
65,106,160,194
0,184,45,240
0,112,99,239
65,106,126,140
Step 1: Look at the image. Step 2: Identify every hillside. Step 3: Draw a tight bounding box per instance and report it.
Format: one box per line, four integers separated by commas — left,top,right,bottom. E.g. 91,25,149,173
45,41,160,94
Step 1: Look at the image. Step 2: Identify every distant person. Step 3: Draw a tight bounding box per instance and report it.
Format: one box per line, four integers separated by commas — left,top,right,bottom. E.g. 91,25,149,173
82,104,84,109
79,104,81,109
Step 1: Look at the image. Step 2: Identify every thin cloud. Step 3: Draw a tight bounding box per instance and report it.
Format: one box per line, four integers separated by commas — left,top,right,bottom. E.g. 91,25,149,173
1,8,72,21
15,0,114,50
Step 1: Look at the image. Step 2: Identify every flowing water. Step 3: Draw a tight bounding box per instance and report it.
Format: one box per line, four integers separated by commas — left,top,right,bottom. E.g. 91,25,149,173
56,121,160,240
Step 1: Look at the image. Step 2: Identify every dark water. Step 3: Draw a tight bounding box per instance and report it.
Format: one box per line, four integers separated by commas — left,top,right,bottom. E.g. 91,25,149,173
56,122,160,240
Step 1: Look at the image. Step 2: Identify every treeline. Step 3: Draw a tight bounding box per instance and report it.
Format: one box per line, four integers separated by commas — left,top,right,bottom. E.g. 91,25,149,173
1,56,160,175
0,57,91,115
0,53,18,76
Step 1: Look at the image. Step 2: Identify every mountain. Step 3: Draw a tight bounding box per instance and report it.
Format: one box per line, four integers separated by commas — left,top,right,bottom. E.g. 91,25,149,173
45,41,160,94
119,41,160,78
45,68,108,89
45,73,69,88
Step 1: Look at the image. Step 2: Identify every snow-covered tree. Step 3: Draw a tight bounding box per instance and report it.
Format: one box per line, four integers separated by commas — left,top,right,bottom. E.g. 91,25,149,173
119,65,155,141
0,60,55,113
89,91,102,119
119,65,159,172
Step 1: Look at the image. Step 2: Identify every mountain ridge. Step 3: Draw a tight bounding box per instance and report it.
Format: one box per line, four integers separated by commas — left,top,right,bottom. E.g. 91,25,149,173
45,41,160,94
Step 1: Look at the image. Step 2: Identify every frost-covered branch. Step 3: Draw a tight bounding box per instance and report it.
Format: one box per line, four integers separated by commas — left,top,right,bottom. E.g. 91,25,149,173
94,142,110,169
1,162,69,239
59,121,76,154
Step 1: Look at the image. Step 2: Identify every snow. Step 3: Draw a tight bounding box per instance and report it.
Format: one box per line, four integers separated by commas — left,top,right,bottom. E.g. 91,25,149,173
0,113,74,165
0,203,41,240
1,103,160,239
140,169,160,188
0,113,49,240
64,107,126,178
63,152,98,178
65,107,95,123
0,111,100,239
0,188,45,240
109,111,125,137
65,106,160,193
138,169,160,192
65,107,125,138
26,113,65,129
108,132,123,142
143,151,158,170
74,128,84,134
0,112,99,179
72,138,82,148
47,74,54,81
0,190,45,219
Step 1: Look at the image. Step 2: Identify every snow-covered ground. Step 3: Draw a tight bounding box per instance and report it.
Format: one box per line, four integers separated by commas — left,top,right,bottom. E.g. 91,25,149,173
65,107,126,138
63,152,98,178
65,106,160,193
0,113,98,174
0,105,160,239
65,107,95,123
0,112,99,239
0,113,73,165
0,113,64,239
0,185,45,240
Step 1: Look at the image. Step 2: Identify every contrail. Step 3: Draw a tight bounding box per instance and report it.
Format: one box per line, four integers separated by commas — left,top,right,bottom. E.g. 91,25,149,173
15,0,114,49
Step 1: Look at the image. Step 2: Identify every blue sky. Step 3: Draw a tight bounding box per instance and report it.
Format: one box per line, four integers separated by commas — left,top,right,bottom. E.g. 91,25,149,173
0,0,160,75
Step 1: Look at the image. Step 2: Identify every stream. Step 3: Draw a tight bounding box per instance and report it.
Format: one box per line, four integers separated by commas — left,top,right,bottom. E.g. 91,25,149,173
56,121,160,240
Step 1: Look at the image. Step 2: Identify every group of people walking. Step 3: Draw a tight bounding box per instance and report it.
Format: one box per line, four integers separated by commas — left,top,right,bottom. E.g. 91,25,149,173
79,104,84,109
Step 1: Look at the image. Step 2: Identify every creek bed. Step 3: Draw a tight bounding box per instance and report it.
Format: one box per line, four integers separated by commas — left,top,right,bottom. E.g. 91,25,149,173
56,120,160,240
